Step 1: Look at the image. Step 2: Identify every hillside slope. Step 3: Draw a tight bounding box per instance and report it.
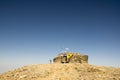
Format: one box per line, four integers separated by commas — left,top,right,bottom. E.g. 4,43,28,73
0,63,120,80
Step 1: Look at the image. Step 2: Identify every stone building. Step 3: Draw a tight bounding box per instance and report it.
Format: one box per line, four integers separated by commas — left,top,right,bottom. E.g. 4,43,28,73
53,52,88,63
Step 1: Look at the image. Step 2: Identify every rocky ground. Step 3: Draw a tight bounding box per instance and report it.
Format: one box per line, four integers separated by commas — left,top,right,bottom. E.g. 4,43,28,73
0,63,120,80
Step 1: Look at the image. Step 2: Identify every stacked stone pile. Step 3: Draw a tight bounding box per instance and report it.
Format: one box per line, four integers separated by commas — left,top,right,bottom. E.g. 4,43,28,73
53,52,88,63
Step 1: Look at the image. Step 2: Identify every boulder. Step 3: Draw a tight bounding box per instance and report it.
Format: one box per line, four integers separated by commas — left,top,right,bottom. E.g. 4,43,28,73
53,52,88,63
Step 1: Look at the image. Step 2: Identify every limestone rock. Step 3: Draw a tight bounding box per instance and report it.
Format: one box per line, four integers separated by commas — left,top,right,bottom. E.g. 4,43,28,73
1,63,120,80
53,52,88,63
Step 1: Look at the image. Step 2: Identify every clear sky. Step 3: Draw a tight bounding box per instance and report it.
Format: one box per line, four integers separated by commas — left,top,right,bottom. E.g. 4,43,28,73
0,0,120,73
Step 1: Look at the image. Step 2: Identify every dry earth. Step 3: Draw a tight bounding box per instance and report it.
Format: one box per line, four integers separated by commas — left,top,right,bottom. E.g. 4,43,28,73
0,63,120,80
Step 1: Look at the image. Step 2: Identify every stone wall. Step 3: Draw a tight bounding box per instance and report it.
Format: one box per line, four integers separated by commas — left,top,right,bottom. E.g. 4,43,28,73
53,52,88,63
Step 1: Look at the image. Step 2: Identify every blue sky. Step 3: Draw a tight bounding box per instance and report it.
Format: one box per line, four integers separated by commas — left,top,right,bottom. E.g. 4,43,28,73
0,0,120,73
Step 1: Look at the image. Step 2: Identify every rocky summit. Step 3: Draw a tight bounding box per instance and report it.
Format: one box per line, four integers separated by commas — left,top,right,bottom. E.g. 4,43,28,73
0,52,120,80
0,63,120,80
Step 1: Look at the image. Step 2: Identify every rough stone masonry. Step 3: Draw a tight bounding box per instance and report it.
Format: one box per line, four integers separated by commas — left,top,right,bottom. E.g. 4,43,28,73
53,52,88,63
